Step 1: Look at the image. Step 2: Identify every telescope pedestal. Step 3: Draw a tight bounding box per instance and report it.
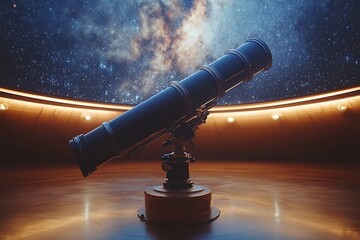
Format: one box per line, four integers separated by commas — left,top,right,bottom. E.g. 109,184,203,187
138,116,220,226
137,133,219,226
137,185,219,226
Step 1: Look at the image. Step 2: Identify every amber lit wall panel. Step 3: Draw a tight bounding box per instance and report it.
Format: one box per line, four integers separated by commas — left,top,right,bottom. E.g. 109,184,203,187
1,87,359,164
193,93,360,160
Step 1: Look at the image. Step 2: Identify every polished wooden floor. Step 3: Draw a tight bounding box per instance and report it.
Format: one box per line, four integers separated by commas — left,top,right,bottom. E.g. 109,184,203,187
0,160,359,240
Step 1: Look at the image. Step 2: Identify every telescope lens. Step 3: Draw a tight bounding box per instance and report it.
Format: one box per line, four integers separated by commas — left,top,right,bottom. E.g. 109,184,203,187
69,122,121,177
69,135,95,177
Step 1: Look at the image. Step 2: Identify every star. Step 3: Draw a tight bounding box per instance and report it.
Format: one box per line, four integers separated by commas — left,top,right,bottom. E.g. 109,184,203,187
0,0,359,105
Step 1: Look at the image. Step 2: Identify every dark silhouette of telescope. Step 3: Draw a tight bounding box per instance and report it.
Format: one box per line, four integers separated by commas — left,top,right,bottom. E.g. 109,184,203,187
69,38,272,226
69,38,272,178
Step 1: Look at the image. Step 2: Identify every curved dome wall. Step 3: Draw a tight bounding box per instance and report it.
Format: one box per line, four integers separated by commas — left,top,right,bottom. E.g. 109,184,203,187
0,87,359,165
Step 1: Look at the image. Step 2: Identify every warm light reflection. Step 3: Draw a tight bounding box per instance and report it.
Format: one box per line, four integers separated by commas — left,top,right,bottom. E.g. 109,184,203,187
275,201,280,222
271,112,281,120
3,193,357,240
0,103,9,111
84,196,90,221
5,208,135,240
1,162,359,239
227,117,235,123
83,114,92,121
337,103,348,112
214,193,358,238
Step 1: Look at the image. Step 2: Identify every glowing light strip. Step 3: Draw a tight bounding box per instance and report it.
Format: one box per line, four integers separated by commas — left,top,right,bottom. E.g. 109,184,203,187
212,86,360,112
0,87,132,111
1,86,359,113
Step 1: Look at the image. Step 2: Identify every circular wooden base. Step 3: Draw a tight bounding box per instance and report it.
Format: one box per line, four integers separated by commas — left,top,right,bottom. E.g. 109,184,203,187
137,185,220,226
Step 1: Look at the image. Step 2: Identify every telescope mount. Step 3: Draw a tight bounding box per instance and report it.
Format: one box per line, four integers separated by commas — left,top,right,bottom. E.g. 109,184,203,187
137,109,220,226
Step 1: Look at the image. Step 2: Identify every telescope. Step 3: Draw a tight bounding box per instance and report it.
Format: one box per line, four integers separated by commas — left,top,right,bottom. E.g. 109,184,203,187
69,38,272,178
69,38,272,225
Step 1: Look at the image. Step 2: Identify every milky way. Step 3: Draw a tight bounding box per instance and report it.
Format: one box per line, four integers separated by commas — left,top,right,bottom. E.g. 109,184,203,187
0,0,359,104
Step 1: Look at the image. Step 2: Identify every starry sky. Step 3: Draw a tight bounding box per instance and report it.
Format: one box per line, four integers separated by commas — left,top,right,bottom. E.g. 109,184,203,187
0,0,359,105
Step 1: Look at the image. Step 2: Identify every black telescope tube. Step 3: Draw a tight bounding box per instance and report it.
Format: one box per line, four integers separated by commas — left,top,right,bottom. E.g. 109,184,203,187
69,38,272,177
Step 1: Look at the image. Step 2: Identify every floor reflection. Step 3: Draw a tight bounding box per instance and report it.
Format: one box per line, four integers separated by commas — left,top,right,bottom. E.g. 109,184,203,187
0,160,359,239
